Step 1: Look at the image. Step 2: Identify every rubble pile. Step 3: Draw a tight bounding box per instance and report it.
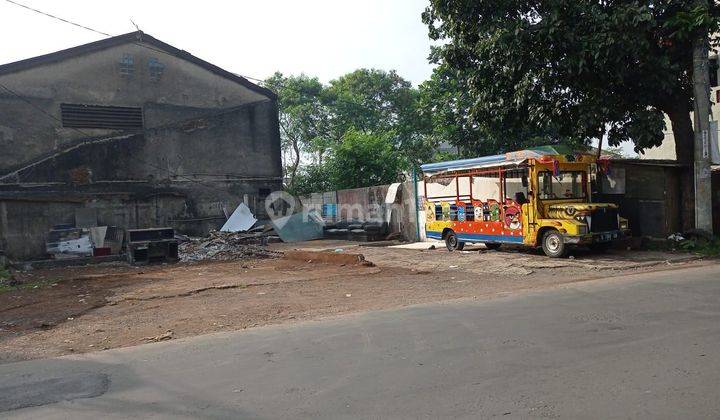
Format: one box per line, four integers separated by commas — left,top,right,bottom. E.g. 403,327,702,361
178,230,282,262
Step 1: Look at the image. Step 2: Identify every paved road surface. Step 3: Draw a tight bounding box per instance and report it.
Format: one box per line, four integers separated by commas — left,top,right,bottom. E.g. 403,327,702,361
1,263,719,419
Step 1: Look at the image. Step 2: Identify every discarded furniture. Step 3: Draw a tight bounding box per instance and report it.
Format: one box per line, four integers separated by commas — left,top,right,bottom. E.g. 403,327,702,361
125,227,179,264
46,225,93,259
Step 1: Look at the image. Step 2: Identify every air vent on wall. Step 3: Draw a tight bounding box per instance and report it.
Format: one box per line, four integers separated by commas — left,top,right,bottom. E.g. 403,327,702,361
60,103,144,130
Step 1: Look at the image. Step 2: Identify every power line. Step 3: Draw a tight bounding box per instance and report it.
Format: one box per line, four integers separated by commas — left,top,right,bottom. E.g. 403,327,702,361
3,0,268,83
3,0,400,107
4,0,111,37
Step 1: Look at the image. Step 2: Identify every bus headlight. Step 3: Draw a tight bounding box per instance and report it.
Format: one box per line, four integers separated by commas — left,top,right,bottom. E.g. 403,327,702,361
577,225,588,235
619,219,628,230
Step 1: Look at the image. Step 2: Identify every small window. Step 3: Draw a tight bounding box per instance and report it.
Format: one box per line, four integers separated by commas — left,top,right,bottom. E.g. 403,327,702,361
119,54,134,77
148,58,165,82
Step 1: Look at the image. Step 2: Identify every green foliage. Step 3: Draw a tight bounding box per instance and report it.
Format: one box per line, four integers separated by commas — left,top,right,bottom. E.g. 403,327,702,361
0,275,58,294
0,266,10,282
264,72,331,184
418,55,572,158
266,69,434,192
325,69,433,165
329,130,403,190
285,164,335,197
422,0,720,157
676,237,720,256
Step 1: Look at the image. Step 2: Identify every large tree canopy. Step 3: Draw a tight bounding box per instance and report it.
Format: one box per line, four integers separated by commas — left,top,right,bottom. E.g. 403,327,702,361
422,0,719,161
263,73,330,186
325,69,434,166
418,57,566,157
266,69,435,192
423,0,720,229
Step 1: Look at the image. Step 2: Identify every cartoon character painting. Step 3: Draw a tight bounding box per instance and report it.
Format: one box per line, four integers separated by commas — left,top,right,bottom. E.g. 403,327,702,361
505,206,522,230
488,202,500,222
457,205,466,222
474,206,483,221
425,201,436,222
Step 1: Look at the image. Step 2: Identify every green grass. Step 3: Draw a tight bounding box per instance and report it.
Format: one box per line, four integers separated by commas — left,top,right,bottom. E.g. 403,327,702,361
0,266,11,282
677,237,720,256
0,276,58,294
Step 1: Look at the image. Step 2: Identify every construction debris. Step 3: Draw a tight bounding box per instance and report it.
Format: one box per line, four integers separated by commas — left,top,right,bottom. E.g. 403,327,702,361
221,203,257,232
178,230,282,262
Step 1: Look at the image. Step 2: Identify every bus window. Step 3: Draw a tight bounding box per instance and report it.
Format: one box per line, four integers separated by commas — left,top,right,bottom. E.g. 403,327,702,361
538,171,586,200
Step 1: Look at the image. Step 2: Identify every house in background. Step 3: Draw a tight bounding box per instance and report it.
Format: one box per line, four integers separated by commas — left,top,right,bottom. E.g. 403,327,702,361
0,32,282,260
641,55,720,161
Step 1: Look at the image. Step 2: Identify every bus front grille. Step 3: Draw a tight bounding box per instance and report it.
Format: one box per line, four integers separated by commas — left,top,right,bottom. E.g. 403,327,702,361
589,207,619,233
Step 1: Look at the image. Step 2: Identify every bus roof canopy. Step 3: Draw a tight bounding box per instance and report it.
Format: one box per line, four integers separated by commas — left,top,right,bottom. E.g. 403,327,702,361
420,145,588,176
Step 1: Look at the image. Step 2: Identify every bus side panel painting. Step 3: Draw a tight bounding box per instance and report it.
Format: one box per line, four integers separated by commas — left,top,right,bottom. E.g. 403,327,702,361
425,200,524,244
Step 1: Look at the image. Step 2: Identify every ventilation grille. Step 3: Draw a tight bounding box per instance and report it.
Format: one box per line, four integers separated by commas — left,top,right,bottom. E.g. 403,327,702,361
60,103,143,130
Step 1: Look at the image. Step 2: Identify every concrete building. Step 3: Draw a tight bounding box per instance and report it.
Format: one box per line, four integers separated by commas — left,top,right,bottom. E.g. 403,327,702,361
0,32,282,260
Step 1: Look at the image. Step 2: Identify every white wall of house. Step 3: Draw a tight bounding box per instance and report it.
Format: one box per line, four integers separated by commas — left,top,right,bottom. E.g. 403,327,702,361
640,85,720,161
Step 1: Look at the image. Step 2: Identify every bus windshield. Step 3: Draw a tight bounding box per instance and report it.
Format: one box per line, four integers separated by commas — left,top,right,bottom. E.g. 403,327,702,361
538,171,586,200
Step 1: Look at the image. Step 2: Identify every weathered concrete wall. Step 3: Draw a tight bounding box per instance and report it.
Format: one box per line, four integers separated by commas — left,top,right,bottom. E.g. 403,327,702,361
0,40,269,173
299,181,421,242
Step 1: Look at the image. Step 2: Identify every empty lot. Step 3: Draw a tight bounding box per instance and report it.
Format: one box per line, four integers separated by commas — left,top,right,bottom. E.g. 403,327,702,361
0,240,706,363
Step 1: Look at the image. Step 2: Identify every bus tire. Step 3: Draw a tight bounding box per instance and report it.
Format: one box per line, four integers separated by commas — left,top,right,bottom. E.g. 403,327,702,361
542,230,567,258
445,231,464,251
484,243,501,250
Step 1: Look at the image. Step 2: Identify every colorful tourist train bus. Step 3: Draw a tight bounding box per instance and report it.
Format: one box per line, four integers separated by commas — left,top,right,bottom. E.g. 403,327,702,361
420,146,630,257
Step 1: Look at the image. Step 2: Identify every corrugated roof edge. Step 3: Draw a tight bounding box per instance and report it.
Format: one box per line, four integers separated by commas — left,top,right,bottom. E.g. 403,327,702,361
0,31,277,100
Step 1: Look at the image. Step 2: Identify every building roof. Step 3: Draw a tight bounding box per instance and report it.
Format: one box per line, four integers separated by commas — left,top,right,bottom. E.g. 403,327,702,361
0,31,276,100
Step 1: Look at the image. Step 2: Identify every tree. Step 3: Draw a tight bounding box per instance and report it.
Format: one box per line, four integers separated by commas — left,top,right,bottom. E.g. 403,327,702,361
418,57,566,157
285,164,335,197
264,72,330,187
329,130,403,190
267,69,436,193
423,0,720,229
326,69,435,168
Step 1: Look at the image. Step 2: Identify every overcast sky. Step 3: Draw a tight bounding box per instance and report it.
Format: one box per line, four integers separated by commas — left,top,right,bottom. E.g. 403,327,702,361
0,0,435,86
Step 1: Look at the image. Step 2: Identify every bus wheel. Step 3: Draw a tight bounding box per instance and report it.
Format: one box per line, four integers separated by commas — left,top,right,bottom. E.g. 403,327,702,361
445,231,464,251
542,230,567,258
484,243,501,251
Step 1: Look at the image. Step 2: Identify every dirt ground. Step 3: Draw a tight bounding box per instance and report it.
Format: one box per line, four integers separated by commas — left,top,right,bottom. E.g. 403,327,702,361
0,240,708,363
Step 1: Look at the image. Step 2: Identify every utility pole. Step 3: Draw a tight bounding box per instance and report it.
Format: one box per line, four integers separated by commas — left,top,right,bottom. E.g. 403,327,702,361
692,0,713,234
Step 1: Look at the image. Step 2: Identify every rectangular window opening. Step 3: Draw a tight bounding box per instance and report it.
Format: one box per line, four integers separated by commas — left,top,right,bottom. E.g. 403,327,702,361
60,103,144,130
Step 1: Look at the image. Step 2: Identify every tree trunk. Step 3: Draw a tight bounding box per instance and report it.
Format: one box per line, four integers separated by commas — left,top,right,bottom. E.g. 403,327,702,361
278,120,301,188
666,106,695,231
595,126,606,160
289,138,300,187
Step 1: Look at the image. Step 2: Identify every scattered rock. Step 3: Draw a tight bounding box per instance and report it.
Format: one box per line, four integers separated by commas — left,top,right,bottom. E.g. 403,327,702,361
144,331,173,342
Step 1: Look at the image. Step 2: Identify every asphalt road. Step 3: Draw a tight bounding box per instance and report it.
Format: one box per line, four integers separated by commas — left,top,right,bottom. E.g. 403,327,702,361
1,263,719,419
